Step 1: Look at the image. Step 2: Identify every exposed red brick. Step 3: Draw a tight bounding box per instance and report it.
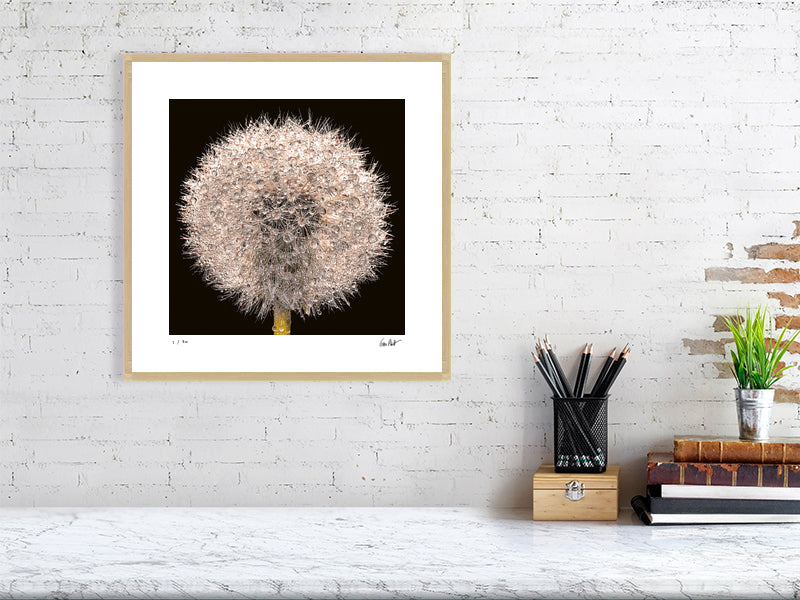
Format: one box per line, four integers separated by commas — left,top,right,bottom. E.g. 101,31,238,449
746,243,800,262
705,267,800,284
766,339,800,354
708,357,791,377
769,292,800,309
683,338,729,355
715,314,800,332
775,388,800,404
794,221,800,239
714,362,735,379
714,364,799,378
775,315,800,330
713,315,742,332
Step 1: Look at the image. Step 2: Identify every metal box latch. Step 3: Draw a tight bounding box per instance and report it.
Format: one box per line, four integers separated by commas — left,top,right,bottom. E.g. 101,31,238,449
565,480,585,501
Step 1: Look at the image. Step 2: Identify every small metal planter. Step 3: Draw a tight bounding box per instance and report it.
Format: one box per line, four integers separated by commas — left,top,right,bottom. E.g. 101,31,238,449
735,388,775,441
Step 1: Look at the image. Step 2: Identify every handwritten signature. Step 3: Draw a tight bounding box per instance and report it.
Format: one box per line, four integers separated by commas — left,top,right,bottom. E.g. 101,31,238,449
379,338,403,347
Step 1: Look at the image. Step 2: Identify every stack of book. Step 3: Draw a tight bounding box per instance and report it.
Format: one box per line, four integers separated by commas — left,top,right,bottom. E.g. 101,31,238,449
632,435,800,525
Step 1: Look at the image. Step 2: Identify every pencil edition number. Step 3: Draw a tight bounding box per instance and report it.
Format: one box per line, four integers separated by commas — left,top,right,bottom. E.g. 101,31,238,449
171,339,189,345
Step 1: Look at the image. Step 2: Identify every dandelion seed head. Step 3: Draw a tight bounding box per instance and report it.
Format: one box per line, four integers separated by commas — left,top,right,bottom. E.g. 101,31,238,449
179,115,392,321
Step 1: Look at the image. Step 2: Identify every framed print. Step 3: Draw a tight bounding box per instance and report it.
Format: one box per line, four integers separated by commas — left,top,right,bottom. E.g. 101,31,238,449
123,53,450,380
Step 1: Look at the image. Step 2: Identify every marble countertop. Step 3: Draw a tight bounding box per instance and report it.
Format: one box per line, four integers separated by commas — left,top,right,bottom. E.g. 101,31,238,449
1,507,798,599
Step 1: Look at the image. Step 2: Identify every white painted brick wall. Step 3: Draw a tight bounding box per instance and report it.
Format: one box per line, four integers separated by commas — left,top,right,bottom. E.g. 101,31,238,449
2,0,800,507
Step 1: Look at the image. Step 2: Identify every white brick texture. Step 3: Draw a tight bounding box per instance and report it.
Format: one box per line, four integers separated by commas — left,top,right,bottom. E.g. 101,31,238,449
2,0,800,507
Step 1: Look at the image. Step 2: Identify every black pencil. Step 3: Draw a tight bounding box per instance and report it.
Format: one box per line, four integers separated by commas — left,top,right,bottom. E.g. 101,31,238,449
538,341,567,397
536,341,551,376
532,351,561,398
538,343,565,397
598,346,629,397
589,347,616,398
544,335,572,397
597,343,629,395
573,343,591,398
572,343,587,397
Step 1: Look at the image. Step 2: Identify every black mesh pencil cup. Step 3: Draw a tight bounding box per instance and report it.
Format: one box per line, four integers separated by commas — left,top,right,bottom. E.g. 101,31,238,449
553,396,608,473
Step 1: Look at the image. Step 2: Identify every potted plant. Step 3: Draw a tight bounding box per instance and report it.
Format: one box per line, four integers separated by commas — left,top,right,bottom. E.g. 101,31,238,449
724,306,800,441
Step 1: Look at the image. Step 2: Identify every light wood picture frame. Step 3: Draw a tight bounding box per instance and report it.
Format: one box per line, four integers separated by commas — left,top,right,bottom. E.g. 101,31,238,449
123,53,450,381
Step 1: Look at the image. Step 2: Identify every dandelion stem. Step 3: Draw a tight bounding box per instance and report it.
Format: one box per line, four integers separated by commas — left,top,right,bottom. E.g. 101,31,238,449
272,307,291,335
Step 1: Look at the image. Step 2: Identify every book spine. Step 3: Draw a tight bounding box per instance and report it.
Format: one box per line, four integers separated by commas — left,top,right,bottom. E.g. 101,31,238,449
647,461,800,487
630,495,652,525
674,439,800,464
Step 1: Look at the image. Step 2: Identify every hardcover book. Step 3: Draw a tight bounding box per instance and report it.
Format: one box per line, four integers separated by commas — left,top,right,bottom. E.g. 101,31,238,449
649,484,800,501
647,452,800,487
645,490,800,514
674,435,800,464
631,495,800,525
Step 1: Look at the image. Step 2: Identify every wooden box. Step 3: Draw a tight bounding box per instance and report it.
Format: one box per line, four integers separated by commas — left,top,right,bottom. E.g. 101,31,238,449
533,465,619,521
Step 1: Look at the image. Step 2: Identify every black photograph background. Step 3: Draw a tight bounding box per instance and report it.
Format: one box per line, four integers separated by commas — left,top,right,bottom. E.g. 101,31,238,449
169,99,405,335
